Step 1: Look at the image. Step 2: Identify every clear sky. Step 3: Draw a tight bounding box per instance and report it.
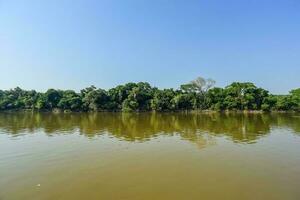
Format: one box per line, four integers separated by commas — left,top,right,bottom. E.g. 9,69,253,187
0,0,299,94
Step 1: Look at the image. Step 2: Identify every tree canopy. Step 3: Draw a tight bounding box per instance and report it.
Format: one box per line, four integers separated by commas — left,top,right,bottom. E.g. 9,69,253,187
0,77,299,112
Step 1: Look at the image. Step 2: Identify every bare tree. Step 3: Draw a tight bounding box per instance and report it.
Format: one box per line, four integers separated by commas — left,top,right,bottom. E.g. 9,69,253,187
189,77,216,94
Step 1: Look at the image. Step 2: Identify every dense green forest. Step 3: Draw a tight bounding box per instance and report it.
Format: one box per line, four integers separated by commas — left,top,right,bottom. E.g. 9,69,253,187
0,77,299,112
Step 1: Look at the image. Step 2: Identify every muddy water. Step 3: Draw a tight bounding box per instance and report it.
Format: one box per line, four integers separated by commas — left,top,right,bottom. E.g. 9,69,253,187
0,112,300,200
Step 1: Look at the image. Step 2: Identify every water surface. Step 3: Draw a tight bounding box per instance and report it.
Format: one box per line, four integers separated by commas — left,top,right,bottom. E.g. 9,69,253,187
1,112,300,200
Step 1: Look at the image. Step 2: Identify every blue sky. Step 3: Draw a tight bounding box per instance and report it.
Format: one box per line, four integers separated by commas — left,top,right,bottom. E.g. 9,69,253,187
0,0,299,94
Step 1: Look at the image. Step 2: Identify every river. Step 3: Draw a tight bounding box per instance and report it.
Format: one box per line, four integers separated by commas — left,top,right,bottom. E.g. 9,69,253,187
0,112,300,200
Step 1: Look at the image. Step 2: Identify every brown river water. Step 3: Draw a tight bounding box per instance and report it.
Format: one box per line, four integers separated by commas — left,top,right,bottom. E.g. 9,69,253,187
0,112,300,200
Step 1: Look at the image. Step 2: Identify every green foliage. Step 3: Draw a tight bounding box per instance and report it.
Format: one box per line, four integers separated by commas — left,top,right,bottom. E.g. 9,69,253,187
108,83,138,110
81,86,109,111
261,95,277,111
206,87,225,110
171,93,194,110
275,95,298,111
35,94,47,110
180,77,216,110
290,89,300,111
290,88,300,97
0,79,299,112
223,82,268,110
151,89,176,111
44,89,63,109
57,90,82,111
122,82,154,112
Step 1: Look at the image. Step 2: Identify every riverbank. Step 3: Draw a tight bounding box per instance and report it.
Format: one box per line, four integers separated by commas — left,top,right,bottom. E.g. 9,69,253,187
1,82,299,114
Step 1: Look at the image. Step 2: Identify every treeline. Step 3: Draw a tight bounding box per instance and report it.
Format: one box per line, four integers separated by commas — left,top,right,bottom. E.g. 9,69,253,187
0,77,299,112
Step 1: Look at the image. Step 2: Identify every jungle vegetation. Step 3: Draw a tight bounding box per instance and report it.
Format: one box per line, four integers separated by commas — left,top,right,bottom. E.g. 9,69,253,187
0,77,299,112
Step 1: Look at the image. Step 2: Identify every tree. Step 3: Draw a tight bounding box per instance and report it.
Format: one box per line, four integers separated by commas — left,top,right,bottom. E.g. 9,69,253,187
44,89,63,109
206,87,225,110
171,93,194,110
151,89,176,111
272,89,300,111
0,81,299,112
190,77,216,94
21,90,38,109
108,83,138,110
180,76,216,109
58,90,82,111
290,88,300,97
180,77,215,94
290,88,300,111
81,86,109,111
261,95,277,111
275,95,297,111
223,82,268,110
35,93,47,110
122,82,154,111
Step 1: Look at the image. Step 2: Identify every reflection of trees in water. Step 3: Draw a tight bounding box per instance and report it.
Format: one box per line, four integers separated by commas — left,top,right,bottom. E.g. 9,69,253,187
0,112,299,144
